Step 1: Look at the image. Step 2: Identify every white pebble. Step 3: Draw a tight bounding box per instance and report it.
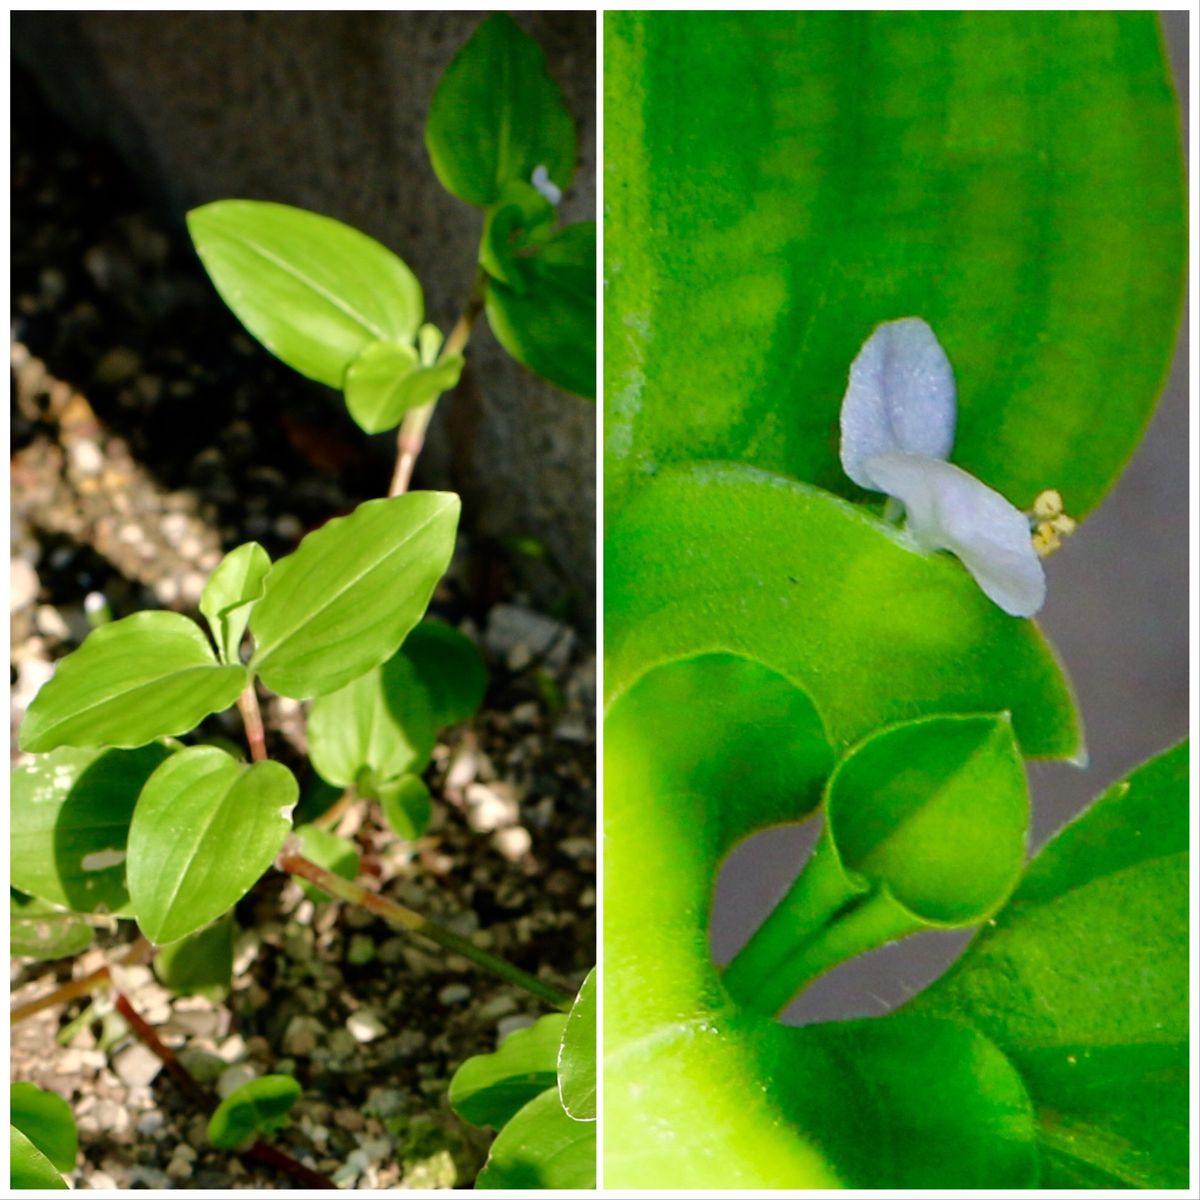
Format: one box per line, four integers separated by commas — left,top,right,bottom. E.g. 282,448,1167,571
346,1009,387,1043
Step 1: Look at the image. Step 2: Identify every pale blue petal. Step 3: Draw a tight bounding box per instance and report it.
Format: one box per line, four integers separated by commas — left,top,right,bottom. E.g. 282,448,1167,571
866,452,1045,618
531,164,562,206
840,318,956,490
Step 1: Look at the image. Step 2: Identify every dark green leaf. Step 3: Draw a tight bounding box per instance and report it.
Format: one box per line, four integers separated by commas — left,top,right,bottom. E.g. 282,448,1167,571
450,1013,567,1129
10,893,93,960
913,741,1189,1188
19,612,246,753
426,14,577,206
249,493,460,699
127,747,296,944
307,650,436,789
207,1075,301,1150
154,914,235,998
10,1126,68,1190
476,1087,594,1190
480,181,557,289
200,542,271,664
10,745,172,914
10,1084,77,1173
604,11,1184,521
401,619,488,728
558,968,596,1121
486,221,596,398
377,775,433,841
291,824,360,903
188,200,423,388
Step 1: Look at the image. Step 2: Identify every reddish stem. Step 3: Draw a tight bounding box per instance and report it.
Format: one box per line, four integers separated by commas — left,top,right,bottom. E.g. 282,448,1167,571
237,683,268,762
11,935,154,1024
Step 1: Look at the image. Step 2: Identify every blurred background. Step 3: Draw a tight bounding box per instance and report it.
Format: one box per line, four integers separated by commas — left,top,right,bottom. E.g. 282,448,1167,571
711,10,1190,1024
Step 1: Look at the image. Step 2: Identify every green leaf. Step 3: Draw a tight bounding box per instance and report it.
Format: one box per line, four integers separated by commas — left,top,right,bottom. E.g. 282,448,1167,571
485,221,596,398
307,650,436,789
480,181,557,289
10,1126,68,1190
290,824,360,903
10,1084,77,1173
450,1013,567,1129
207,1075,301,1151
476,1087,595,1190
249,492,460,699
187,200,423,388
558,968,596,1121
401,619,488,728
606,462,1080,761
19,612,247,753
343,340,465,435
200,542,271,664
378,775,433,841
10,745,172,914
154,914,235,998
425,13,577,207
604,11,1184,520
913,740,1189,1188
9,893,93,960
127,747,296,944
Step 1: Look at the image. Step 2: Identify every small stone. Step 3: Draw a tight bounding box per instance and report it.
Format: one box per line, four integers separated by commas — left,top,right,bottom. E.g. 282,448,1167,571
274,514,304,542
217,1062,258,1099
10,559,39,611
216,1033,247,1063
166,1156,192,1182
465,782,518,833
177,1048,224,1084
94,1098,129,1134
128,1166,170,1190
347,934,375,966
477,994,518,1022
494,825,532,861
283,1015,324,1057
94,346,142,386
112,1043,162,1088
347,1009,387,1043
89,1171,118,1189
497,1014,536,1041
437,983,470,1006
135,1110,165,1136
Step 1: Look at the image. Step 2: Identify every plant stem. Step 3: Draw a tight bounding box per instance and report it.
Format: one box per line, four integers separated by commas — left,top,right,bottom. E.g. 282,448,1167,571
237,683,268,762
112,991,338,1190
10,935,154,1024
278,846,570,1011
389,271,486,497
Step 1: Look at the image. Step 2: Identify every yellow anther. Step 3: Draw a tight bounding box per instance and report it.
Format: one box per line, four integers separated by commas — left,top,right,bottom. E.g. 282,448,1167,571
1032,524,1061,558
1049,513,1076,536
1033,489,1064,521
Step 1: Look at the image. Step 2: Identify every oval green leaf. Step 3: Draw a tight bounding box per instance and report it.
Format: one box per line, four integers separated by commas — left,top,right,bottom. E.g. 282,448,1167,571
290,824,360,904
127,747,297,944
558,967,596,1121
476,1086,594,1190
10,1084,77,1174
480,181,557,289
10,745,173,914
913,740,1189,1188
200,542,271,664
154,914,235,999
187,200,423,388
401,619,488,728
606,462,1080,761
307,650,436,789
10,893,93,961
485,221,596,399
10,1126,69,1190
604,11,1184,520
249,492,461,699
19,612,246,754
426,13,577,207
207,1074,301,1151
344,340,465,435
378,775,433,841
450,1013,567,1130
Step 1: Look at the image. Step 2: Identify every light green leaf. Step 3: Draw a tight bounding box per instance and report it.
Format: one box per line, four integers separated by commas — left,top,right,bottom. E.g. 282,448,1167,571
187,200,423,388
207,1075,301,1150
10,1126,68,1190
913,740,1189,1188
426,13,577,207
450,1013,567,1129
343,340,465,435
200,542,271,664
10,745,172,914
290,824,360,903
378,775,433,841
127,747,296,944
604,11,1184,520
476,1086,595,1190
606,462,1080,761
401,619,488,728
558,968,596,1121
10,1084,77,1173
19,612,247,754
249,492,460,699
154,915,235,998
10,893,93,960
307,650,436,789
486,221,596,399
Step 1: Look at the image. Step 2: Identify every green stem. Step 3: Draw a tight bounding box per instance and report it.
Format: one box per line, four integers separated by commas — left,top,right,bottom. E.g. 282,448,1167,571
278,845,571,1012
389,269,487,497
